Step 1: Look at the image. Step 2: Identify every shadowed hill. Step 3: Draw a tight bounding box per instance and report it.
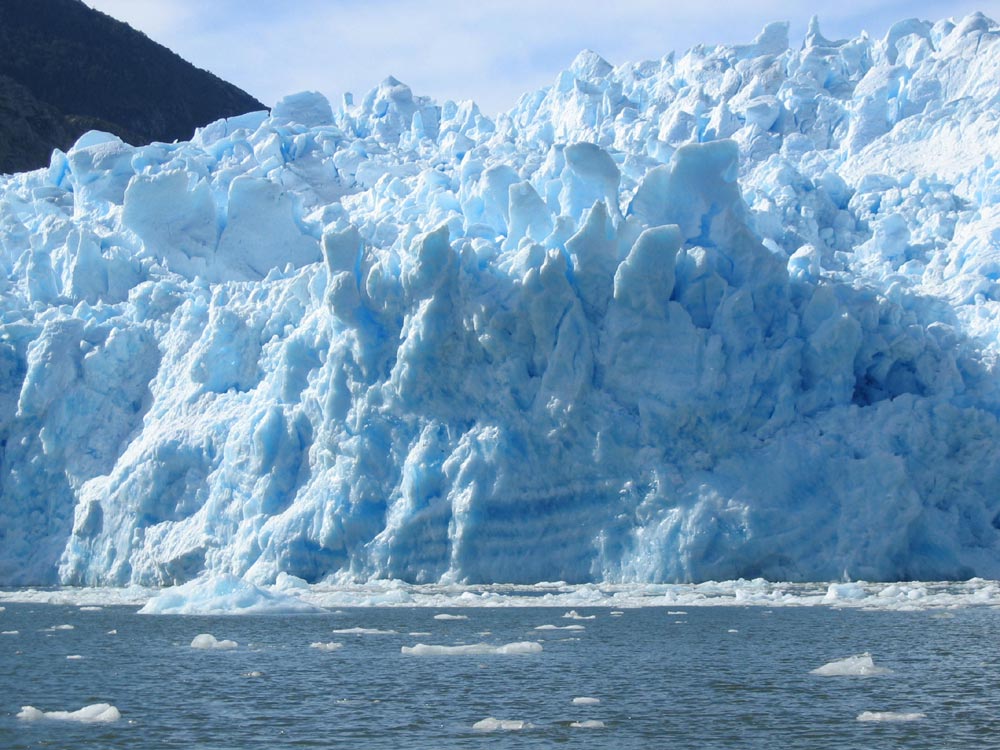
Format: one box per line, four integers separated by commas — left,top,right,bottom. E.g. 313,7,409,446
0,0,266,173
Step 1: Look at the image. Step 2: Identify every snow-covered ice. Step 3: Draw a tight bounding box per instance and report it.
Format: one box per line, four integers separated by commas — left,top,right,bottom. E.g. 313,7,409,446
17,703,120,723
572,697,601,705
1,13,1000,591
190,633,238,650
810,652,892,676
433,613,468,620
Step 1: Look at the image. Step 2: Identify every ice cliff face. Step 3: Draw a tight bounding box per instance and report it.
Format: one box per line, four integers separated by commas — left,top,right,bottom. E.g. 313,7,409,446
3,15,1000,586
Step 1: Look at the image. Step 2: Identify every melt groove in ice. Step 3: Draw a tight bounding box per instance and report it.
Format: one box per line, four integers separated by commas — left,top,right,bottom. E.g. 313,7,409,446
2,13,1000,588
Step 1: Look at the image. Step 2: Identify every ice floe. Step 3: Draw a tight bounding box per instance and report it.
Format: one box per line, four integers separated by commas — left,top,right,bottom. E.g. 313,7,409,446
857,711,925,722
17,703,120,723
402,641,543,656
190,633,238,650
810,653,892,676
472,717,531,731
310,641,343,651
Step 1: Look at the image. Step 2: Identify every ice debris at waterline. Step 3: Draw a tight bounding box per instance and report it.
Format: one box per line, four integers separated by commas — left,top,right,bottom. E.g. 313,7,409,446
17,703,121,723
138,574,322,614
3,15,1000,588
3,577,1000,611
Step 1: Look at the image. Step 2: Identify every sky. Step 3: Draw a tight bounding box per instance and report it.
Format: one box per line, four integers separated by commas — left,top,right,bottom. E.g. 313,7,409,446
85,1,1000,115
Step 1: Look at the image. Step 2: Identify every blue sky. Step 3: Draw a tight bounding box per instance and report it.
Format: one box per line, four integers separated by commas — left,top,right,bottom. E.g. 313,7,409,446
86,1,1000,114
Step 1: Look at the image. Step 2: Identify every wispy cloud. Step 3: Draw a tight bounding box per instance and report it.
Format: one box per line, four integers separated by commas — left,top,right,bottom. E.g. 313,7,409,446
86,0,1000,114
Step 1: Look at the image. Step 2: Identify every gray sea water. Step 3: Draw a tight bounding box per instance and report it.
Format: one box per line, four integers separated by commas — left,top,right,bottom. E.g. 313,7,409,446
2,602,999,748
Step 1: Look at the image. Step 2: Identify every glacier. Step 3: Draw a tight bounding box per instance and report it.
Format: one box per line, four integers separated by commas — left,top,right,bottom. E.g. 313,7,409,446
2,14,1000,588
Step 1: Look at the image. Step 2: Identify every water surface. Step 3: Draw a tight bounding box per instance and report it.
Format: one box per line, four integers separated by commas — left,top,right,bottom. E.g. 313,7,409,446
2,603,999,748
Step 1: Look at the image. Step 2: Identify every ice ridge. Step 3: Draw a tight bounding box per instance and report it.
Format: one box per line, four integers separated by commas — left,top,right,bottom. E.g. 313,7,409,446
2,14,1000,587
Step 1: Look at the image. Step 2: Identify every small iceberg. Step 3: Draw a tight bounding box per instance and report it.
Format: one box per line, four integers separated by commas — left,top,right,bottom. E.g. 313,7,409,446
190,633,238,650
571,720,605,728
18,703,120,723
810,653,892,676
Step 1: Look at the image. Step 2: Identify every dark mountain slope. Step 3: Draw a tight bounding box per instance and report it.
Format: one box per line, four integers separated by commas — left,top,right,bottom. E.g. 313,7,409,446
0,0,266,173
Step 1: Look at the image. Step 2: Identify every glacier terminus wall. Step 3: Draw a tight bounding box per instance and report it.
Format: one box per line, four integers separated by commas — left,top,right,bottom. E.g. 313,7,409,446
2,15,1000,586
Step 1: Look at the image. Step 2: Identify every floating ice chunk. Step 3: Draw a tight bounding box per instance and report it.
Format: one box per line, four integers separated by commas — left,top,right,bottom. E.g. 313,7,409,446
823,583,868,602
563,611,596,620
572,697,601,705
727,629,739,633
66,655,84,660
310,641,343,652
409,631,432,636
79,606,102,612
472,717,531,731
18,703,120,723
2,630,17,635
571,720,605,728
140,574,321,615
433,614,468,621
811,653,892,676
534,624,585,630
610,611,624,617
667,611,688,615
402,641,543,656
857,711,925,722
331,627,397,635
106,630,117,635
190,633,238,650
243,671,264,678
